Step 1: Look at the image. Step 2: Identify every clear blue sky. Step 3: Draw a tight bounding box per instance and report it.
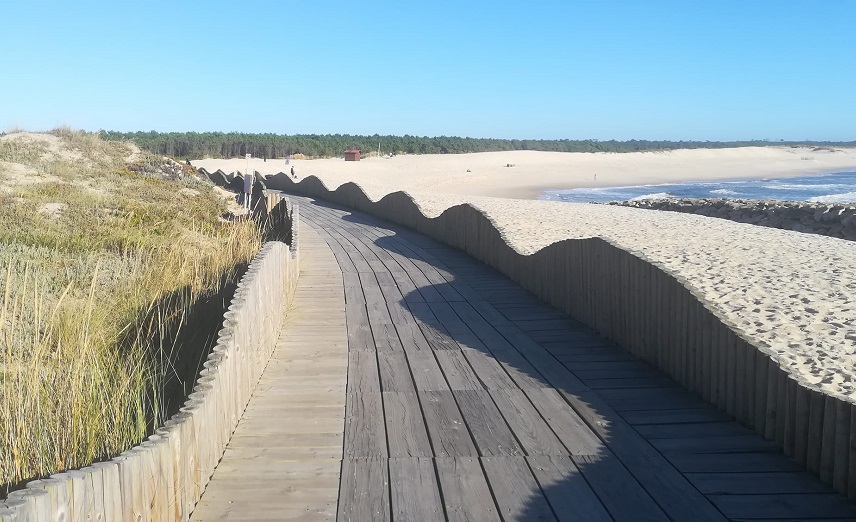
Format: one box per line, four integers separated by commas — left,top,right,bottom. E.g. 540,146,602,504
2,0,854,140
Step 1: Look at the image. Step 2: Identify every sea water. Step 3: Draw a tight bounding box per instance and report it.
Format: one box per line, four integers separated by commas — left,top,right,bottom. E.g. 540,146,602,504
542,171,856,204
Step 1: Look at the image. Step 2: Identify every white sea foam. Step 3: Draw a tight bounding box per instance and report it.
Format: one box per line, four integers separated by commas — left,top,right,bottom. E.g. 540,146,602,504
808,192,856,204
630,192,673,201
711,189,739,195
765,183,848,192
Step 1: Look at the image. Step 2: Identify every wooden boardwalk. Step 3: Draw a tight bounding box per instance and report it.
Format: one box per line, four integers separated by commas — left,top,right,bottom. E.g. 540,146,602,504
192,224,348,521
196,195,856,521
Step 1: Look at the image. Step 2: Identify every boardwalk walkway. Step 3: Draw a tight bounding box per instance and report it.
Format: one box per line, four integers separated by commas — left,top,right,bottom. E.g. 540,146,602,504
196,195,856,521
192,224,348,520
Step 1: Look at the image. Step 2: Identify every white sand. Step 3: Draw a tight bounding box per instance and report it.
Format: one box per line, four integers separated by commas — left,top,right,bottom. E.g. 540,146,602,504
199,148,856,399
194,146,856,199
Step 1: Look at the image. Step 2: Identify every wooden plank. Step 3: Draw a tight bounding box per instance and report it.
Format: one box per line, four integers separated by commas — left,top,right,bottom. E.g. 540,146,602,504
344,284,365,305
524,388,603,455
346,250,373,273
409,273,445,303
387,300,417,325
572,367,660,381
634,422,752,439
494,307,570,322
539,335,617,350
649,435,778,455
346,303,374,352
374,270,401,292
515,318,582,332
560,360,656,373
415,321,459,351
621,408,733,426
687,472,833,495
419,391,477,457
434,457,500,521
342,271,363,289
428,302,474,336
481,457,557,521
358,271,386,305
710,493,856,520
383,391,432,457
461,348,518,390
458,299,512,327
454,390,523,456
450,330,488,351
404,350,449,392
378,350,415,392
392,271,424,303
527,455,611,522
489,388,567,456
338,458,390,522
345,351,387,458
583,377,679,389
572,453,668,522
603,396,709,412
435,350,483,391
394,323,432,352
389,458,444,521
556,352,637,363
487,347,552,389
668,452,802,473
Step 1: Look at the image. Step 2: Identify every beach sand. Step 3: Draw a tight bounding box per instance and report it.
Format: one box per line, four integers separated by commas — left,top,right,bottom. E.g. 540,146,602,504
194,146,856,199
199,147,856,399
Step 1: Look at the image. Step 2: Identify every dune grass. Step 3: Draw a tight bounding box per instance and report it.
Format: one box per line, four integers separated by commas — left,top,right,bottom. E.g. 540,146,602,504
0,130,263,488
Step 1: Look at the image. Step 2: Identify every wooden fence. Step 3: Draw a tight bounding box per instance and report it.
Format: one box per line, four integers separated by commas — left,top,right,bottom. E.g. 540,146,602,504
0,194,300,521
253,171,856,500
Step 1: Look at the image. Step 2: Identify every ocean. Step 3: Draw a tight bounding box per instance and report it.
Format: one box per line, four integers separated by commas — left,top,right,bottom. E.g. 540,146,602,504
542,170,856,204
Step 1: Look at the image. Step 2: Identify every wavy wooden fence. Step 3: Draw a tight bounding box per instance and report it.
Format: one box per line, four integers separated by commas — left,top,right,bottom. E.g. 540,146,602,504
244,170,856,500
0,193,300,521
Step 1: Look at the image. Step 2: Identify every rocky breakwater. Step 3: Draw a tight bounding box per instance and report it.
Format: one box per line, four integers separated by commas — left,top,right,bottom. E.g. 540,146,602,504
608,198,856,241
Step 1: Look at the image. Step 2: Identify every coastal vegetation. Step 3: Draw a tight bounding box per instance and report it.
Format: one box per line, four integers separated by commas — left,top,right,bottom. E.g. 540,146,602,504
98,130,856,160
0,129,262,488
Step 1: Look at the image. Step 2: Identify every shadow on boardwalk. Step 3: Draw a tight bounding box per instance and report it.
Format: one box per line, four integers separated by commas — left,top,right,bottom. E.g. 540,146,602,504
308,196,855,521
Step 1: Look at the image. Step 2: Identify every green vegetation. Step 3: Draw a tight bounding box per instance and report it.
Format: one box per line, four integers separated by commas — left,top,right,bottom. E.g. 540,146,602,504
0,129,263,488
97,130,856,159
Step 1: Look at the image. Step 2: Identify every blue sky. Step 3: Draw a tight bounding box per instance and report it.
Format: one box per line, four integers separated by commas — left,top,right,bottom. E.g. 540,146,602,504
2,0,854,140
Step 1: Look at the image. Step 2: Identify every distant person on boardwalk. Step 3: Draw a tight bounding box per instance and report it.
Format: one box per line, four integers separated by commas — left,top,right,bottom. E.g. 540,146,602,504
291,166,297,179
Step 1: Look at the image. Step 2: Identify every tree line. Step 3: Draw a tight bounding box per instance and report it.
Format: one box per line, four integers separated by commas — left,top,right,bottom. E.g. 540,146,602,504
98,130,856,159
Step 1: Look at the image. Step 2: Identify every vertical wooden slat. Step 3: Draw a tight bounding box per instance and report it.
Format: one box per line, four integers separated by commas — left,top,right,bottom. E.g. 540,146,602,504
753,349,768,434
775,367,788,447
832,399,851,495
783,376,797,456
92,461,123,522
764,357,778,441
793,384,811,467
820,394,837,485
4,489,50,519
806,389,826,476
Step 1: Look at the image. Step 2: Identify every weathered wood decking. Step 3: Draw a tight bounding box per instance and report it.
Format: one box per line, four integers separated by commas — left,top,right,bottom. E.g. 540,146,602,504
195,196,856,521
191,224,347,520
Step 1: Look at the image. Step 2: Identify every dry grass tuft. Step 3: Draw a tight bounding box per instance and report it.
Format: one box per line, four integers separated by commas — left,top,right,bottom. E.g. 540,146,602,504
0,130,263,488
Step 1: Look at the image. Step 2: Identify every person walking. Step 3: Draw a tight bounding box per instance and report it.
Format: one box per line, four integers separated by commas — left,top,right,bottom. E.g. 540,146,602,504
243,171,253,214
